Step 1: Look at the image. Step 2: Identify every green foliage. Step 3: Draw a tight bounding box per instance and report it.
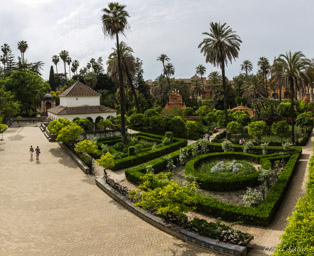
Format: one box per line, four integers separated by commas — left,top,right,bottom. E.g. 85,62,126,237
274,146,314,255
144,108,158,117
97,119,113,129
56,123,84,144
170,116,186,134
138,172,172,190
74,118,93,131
183,107,194,116
232,111,250,126
129,113,145,128
113,142,125,152
296,112,313,130
128,146,135,156
271,121,290,137
47,118,71,135
222,140,233,152
0,123,8,133
166,155,176,172
0,86,20,120
129,180,198,217
75,140,98,155
242,187,263,207
185,120,198,136
243,142,254,153
196,105,210,118
260,142,269,155
258,168,278,190
97,152,115,170
277,102,291,117
179,148,190,166
248,121,268,142
227,121,243,135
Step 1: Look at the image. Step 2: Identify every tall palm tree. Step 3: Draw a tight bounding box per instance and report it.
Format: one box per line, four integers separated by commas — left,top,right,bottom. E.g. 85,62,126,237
199,22,242,138
240,60,253,77
66,56,72,79
278,51,310,144
164,63,175,79
258,57,270,91
196,64,206,91
242,74,268,100
52,55,60,73
270,58,286,102
86,62,91,72
108,42,140,113
59,50,69,79
102,2,129,144
72,60,79,76
157,54,171,91
17,41,28,65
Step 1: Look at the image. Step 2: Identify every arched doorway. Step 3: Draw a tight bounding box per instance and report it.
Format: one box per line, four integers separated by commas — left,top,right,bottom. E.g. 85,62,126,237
46,101,52,110
95,116,104,131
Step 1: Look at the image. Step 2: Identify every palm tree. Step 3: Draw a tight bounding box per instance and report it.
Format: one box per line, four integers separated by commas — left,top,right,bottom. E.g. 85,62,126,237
102,2,129,144
278,51,310,144
196,64,206,91
59,50,69,79
72,60,79,76
17,41,28,65
270,58,286,102
157,54,171,91
52,55,60,73
66,56,72,79
108,42,140,113
87,62,91,72
164,63,175,79
240,60,253,77
242,74,268,100
199,22,242,138
258,57,270,90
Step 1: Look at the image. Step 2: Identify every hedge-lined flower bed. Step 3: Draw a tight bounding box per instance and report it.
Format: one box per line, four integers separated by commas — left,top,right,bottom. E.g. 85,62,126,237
274,142,314,255
125,142,301,226
98,132,187,171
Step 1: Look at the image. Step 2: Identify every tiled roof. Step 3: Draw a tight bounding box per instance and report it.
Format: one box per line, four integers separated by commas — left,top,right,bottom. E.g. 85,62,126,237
48,105,116,115
59,81,100,97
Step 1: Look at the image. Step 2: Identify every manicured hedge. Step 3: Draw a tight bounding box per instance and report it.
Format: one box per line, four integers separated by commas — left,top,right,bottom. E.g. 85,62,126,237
274,142,314,255
296,125,313,146
196,152,300,226
125,142,301,226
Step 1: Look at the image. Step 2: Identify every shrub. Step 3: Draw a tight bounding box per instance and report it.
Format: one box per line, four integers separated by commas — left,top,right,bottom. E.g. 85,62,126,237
128,146,135,156
232,111,250,126
166,155,176,172
296,112,313,132
261,142,269,155
258,168,278,191
271,121,290,137
170,116,186,134
144,108,159,117
134,143,144,153
129,113,145,128
227,121,243,135
165,131,173,141
74,118,93,131
179,148,189,166
277,102,291,117
243,142,254,154
242,187,263,207
97,152,115,170
248,121,268,143
75,139,98,155
56,123,84,144
222,140,233,152
185,120,198,136
97,119,113,130
183,107,194,116
113,142,125,152
47,118,70,134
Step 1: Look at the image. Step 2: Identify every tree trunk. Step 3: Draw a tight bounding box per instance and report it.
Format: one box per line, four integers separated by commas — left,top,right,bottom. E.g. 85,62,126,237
279,84,282,102
55,64,58,74
289,76,295,144
68,65,71,80
116,33,127,144
125,64,141,113
221,58,229,139
64,62,67,79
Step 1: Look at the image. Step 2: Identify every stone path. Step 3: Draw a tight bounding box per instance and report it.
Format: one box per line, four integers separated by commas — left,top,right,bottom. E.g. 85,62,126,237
0,125,217,256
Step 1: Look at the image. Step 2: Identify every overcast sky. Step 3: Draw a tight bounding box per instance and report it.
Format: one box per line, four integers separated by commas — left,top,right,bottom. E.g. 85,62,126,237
1,0,313,81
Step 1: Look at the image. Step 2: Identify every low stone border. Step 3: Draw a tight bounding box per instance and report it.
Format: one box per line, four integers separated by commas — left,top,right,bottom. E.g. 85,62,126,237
59,142,91,175
96,178,247,256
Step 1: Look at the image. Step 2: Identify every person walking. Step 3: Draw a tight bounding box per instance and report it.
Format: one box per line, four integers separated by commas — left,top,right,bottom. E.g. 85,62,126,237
29,146,34,159
35,146,41,160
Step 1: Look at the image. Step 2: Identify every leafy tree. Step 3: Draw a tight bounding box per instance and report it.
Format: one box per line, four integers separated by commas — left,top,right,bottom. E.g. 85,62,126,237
271,121,290,137
242,74,268,100
0,86,20,120
75,139,98,155
278,51,310,144
157,54,170,92
185,120,198,136
277,102,292,117
183,107,194,116
170,116,185,134
56,123,84,144
248,121,268,143
83,72,97,88
227,121,243,135
129,113,145,128
74,118,93,132
257,57,270,89
232,111,250,126
47,118,71,134
0,69,49,116
97,119,113,130
242,187,263,207
296,112,313,132
199,22,242,139
196,105,210,118
258,168,278,191
222,140,233,152
102,2,129,144
96,152,115,171
144,108,158,117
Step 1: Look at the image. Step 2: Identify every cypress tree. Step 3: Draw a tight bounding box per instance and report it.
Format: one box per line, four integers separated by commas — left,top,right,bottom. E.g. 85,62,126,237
49,66,56,91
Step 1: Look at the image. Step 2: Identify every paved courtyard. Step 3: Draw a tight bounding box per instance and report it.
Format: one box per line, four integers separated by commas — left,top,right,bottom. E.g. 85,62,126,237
0,125,216,256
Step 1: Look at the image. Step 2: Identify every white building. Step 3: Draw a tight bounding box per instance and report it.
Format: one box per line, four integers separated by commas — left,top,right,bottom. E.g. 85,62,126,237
47,81,116,127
